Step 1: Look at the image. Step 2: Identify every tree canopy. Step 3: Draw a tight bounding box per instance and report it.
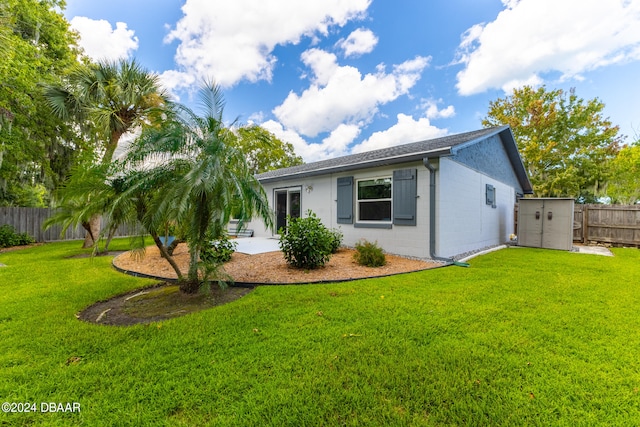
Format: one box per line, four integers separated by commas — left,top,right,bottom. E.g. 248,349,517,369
0,0,85,206
228,125,303,174
483,86,622,201
605,141,640,204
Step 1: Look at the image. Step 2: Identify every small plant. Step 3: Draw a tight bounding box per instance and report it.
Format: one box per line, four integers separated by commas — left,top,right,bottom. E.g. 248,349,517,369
0,224,35,248
201,234,237,265
353,239,386,267
279,210,334,269
328,228,343,254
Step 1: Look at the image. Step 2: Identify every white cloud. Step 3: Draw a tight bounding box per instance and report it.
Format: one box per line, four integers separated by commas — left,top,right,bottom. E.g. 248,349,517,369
351,113,448,154
455,0,640,95
261,119,346,162
158,70,196,97
321,124,361,157
273,48,430,137
421,99,456,120
260,120,311,157
165,0,371,88
262,104,449,161
70,17,138,61
339,28,378,57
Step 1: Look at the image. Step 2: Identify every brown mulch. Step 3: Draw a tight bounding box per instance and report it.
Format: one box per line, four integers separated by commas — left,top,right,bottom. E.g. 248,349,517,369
112,243,442,284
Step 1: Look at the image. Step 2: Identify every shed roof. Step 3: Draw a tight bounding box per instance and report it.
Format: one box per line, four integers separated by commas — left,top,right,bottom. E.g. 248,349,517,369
257,125,533,193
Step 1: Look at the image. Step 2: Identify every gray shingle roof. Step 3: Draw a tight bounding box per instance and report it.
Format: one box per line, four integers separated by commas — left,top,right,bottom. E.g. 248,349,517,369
256,125,532,193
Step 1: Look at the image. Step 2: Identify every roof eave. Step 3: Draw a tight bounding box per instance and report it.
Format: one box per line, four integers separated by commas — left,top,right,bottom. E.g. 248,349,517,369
258,147,453,184
499,127,534,194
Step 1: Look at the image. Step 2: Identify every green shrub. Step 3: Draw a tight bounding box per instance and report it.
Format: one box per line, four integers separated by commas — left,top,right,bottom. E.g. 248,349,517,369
353,239,386,267
201,234,237,264
328,228,343,254
0,224,35,248
279,210,334,269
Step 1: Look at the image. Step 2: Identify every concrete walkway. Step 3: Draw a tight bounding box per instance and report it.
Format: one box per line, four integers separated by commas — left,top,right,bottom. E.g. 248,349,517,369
232,238,615,257
234,237,280,255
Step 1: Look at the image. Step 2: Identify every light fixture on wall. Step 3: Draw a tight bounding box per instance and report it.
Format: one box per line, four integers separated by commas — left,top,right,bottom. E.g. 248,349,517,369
305,185,313,193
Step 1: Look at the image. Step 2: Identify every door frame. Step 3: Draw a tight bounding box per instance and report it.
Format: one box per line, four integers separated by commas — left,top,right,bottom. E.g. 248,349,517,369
274,186,302,235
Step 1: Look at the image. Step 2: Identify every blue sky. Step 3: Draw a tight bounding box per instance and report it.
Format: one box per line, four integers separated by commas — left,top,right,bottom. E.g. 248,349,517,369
63,0,640,161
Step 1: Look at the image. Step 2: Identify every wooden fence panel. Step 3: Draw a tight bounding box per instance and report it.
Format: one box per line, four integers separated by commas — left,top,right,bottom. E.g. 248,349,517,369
583,205,640,246
1,207,138,242
573,205,584,243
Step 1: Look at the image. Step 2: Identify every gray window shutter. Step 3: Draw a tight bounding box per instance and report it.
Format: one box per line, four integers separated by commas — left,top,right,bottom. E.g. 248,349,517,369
393,169,417,226
337,176,353,224
486,184,496,208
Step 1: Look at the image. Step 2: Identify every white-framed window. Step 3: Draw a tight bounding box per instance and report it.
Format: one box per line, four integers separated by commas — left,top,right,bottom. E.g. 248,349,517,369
356,177,392,223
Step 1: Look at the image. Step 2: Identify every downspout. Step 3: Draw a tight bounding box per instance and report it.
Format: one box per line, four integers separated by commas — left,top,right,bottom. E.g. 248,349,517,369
423,158,466,266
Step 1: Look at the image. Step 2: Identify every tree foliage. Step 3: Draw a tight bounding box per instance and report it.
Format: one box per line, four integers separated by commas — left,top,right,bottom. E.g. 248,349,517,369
227,125,303,174
483,86,622,200
44,58,169,165
606,141,640,204
43,163,127,253
0,0,86,206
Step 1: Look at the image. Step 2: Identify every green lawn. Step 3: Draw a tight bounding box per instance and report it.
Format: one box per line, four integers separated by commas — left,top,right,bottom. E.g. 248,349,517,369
1,240,639,426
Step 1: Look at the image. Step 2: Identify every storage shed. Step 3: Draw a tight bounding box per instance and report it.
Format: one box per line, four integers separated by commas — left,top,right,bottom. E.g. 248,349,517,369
518,198,575,250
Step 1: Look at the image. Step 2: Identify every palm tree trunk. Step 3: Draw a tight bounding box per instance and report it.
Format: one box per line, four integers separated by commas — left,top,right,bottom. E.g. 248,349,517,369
150,233,184,281
82,214,101,249
103,223,119,253
102,130,123,165
83,130,123,249
181,244,201,294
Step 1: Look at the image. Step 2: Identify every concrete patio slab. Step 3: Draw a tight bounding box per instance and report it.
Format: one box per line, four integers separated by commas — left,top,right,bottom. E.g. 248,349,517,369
234,237,280,255
573,245,614,256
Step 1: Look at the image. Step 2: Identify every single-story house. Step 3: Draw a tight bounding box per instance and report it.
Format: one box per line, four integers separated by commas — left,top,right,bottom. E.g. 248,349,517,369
244,125,533,260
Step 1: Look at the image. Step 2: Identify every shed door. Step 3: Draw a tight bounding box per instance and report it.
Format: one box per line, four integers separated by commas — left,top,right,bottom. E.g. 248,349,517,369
518,200,544,248
518,199,574,250
541,199,573,250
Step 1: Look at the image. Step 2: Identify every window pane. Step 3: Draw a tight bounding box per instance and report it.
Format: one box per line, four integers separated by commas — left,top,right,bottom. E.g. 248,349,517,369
359,201,391,221
358,178,391,200
276,191,288,232
289,191,301,219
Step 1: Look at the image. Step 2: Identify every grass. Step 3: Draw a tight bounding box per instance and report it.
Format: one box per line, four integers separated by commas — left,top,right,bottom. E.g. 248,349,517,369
0,240,639,426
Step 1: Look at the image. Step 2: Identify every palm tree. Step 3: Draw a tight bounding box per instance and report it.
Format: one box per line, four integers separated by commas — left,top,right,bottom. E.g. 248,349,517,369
113,81,274,293
44,59,169,247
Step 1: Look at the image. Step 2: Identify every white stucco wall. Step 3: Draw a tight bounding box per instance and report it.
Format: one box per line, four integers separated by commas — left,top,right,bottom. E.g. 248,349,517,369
436,157,516,257
246,161,432,259
245,158,518,259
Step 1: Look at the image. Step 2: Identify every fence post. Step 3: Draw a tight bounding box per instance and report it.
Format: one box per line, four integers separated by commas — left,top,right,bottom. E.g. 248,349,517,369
583,205,589,244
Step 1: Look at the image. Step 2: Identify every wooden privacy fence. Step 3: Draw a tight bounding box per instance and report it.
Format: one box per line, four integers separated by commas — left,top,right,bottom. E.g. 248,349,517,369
573,204,640,247
0,207,138,242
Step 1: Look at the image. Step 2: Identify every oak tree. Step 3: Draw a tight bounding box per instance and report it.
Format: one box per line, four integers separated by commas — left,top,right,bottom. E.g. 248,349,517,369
483,86,622,200
228,125,303,175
